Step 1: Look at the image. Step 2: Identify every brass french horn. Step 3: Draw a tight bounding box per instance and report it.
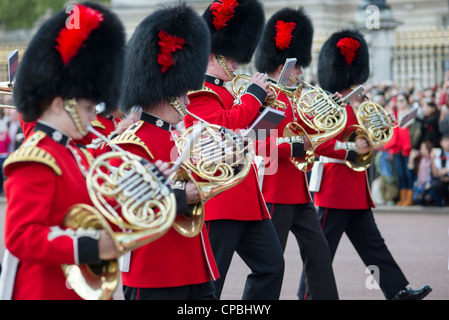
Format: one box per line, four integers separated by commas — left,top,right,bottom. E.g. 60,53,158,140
284,79,350,172
342,100,395,171
231,75,353,172
62,126,177,300
173,113,252,237
231,73,303,110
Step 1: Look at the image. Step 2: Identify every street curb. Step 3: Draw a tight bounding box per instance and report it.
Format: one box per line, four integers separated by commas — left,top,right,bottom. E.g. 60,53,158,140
373,205,449,214
0,196,447,214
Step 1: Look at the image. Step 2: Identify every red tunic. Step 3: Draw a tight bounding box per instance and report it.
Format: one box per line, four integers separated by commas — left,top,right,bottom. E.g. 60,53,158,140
257,91,311,204
3,129,93,300
314,104,374,210
110,118,219,288
185,81,270,221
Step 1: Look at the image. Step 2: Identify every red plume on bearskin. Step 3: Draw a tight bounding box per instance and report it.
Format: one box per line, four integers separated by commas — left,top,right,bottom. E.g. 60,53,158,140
336,37,360,66
210,0,238,30
254,7,313,73
120,4,210,112
317,29,369,93
55,4,104,65
274,20,296,50
157,30,186,73
203,0,265,64
14,2,125,122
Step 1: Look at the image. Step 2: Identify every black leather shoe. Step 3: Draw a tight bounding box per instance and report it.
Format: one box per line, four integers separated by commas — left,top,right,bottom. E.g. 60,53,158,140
391,285,432,300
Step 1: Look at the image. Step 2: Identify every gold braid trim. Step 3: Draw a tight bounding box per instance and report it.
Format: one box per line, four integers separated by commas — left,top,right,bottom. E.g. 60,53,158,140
188,85,224,107
3,131,62,175
91,120,106,130
110,121,154,160
79,147,94,166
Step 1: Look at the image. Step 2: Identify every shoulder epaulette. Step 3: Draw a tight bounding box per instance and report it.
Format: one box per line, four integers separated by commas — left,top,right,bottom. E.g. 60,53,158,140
91,120,106,130
188,85,224,106
109,121,154,160
3,131,62,175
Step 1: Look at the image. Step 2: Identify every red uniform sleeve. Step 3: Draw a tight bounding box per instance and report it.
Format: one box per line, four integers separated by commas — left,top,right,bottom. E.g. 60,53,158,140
314,105,359,161
4,163,76,265
186,84,265,130
314,137,357,161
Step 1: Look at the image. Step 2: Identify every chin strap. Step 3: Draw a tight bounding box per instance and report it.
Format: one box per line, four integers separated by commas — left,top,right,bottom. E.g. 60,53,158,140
63,98,89,136
168,97,187,117
216,55,235,80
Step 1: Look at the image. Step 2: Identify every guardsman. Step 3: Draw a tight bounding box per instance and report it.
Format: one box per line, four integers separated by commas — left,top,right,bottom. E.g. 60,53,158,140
0,2,124,300
184,0,285,300
298,29,432,300
253,7,338,300
109,4,220,300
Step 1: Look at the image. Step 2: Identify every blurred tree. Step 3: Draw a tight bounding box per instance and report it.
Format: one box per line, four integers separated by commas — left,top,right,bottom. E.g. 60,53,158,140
0,0,110,30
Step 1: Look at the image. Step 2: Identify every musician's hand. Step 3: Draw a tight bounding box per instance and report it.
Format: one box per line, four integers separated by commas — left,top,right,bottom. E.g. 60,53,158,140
356,137,371,155
266,88,276,101
115,118,134,135
154,160,174,178
250,72,270,92
98,230,117,260
303,135,313,151
185,181,200,204
333,92,343,101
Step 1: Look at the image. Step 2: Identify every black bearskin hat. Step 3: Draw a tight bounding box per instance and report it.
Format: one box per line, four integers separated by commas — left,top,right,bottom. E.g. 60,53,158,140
255,7,314,73
202,0,265,64
317,29,370,93
120,3,211,112
14,2,125,122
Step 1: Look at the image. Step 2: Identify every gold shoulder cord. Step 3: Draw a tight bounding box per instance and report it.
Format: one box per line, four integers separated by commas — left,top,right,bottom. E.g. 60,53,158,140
110,120,154,160
3,131,62,175
91,120,106,130
188,85,224,107
79,147,94,166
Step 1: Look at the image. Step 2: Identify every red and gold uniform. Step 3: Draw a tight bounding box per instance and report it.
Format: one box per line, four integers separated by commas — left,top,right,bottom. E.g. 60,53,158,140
185,78,270,221
256,86,338,300
297,29,432,301
258,89,310,205
314,104,375,210
185,75,285,300
110,113,219,289
0,1,127,301
2,123,97,300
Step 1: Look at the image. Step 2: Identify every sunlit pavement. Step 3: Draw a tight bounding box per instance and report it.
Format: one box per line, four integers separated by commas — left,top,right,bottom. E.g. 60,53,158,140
1,197,447,300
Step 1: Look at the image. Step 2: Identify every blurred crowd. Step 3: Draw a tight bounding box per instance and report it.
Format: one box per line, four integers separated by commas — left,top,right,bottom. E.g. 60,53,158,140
0,94,24,195
368,72,449,207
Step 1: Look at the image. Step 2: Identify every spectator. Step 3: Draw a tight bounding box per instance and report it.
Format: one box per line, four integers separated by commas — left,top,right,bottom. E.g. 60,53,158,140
0,120,11,195
431,134,449,206
439,104,449,137
408,141,440,206
5,109,24,152
417,99,441,148
383,93,416,206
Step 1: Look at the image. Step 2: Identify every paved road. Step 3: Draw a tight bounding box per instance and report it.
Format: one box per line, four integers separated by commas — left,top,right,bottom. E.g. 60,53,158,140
0,200,448,300
221,207,449,300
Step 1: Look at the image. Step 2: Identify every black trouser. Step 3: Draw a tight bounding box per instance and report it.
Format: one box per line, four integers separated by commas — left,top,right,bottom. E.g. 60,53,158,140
298,207,409,300
123,281,217,300
207,219,285,300
268,202,338,300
